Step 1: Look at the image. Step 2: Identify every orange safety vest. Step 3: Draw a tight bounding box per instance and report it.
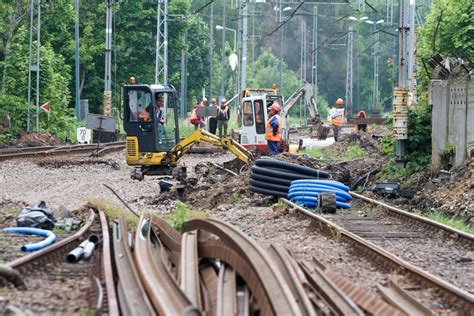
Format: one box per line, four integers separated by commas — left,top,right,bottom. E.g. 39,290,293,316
190,109,201,125
265,115,282,141
138,110,151,122
331,108,344,127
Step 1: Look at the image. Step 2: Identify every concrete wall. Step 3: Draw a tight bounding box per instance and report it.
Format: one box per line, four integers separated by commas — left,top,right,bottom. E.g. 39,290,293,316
430,75,473,168
467,80,474,158
430,80,449,167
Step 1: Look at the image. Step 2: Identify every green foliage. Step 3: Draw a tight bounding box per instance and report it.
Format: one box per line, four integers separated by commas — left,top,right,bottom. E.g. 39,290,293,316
444,143,456,156
379,99,432,180
302,144,366,161
418,0,474,85
166,201,208,233
428,210,474,235
380,134,395,155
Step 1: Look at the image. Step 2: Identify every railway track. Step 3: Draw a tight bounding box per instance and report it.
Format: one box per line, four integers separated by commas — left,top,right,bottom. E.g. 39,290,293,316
0,142,125,161
281,196,474,315
0,208,117,315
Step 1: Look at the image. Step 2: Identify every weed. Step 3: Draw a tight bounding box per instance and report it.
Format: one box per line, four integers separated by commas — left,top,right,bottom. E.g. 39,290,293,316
165,201,209,233
88,199,138,230
230,192,241,204
428,210,474,235
344,145,366,160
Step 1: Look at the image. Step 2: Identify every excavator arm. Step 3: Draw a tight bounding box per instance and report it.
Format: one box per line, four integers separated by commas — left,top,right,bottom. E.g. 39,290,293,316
167,129,254,165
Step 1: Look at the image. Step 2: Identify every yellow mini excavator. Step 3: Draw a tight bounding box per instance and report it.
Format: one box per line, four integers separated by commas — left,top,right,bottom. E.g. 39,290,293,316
123,82,253,180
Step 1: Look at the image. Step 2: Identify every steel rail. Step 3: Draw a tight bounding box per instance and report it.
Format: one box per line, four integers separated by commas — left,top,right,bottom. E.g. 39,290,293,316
180,231,202,309
281,198,474,313
134,216,198,315
377,280,436,315
7,209,96,269
216,265,237,316
350,191,474,245
298,260,365,315
99,209,120,316
198,238,273,315
113,217,154,315
200,262,219,314
267,245,317,316
185,218,303,315
0,142,125,161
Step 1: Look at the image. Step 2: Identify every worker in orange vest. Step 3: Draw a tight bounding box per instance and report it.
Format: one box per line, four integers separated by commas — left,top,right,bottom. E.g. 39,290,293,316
354,110,370,133
330,98,344,142
265,103,282,154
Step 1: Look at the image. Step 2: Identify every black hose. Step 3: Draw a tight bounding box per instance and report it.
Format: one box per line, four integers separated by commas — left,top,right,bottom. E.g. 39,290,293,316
250,172,293,186
255,158,330,178
250,179,290,193
250,185,288,198
251,166,321,181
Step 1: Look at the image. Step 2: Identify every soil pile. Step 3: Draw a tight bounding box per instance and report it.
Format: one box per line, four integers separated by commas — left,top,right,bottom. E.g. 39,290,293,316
413,158,474,223
16,131,62,147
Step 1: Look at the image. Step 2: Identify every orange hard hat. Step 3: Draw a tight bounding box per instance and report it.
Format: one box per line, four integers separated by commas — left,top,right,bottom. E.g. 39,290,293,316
336,98,344,106
270,103,281,113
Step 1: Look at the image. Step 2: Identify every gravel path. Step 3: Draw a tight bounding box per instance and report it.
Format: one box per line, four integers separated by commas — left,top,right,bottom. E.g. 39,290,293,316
0,150,233,214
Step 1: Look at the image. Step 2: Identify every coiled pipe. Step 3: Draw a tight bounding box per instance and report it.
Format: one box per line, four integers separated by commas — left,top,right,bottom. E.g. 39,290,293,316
289,180,352,209
3,227,56,252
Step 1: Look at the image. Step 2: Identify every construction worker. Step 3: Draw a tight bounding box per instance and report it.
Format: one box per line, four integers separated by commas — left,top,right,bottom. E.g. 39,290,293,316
330,98,344,142
217,98,230,137
354,110,370,133
208,98,218,135
190,102,204,130
138,93,165,124
265,102,282,154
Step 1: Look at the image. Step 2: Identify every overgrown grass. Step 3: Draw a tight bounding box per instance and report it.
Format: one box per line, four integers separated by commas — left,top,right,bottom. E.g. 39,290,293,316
164,201,209,232
301,144,366,161
427,210,474,235
88,199,138,230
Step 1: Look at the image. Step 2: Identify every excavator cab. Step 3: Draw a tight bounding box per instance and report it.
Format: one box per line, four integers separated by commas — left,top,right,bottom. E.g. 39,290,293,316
123,84,180,179
239,93,284,151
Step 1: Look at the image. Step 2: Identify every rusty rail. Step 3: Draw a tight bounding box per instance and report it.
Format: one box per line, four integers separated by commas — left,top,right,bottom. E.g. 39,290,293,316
112,217,154,315
134,216,198,315
350,191,474,245
281,198,474,313
185,218,302,315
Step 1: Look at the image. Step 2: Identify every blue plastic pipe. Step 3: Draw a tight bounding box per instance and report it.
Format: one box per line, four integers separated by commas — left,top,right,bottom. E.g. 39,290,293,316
288,191,347,202
290,196,351,209
3,227,57,252
288,188,353,201
291,179,350,192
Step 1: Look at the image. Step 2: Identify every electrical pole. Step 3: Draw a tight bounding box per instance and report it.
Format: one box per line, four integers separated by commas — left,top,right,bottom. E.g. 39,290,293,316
209,3,214,99
27,0,41,132
251,0,256,78
278,0,283,93
74,0,80,121
155,0,168,86
241,3,248,92
103,0,113,116
346,27,353,116
373,24,379,113
311,6,318,98
394,0,410,161
220,0,227,100
387,0,394,25
180,35,187,119
407,0,416,105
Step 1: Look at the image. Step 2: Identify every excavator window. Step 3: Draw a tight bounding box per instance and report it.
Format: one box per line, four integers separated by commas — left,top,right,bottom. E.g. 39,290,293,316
128,90,152,122
243,101,254,126
254,100,265,134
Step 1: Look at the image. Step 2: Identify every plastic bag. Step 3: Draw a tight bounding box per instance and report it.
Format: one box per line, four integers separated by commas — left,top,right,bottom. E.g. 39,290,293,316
16,201,56,230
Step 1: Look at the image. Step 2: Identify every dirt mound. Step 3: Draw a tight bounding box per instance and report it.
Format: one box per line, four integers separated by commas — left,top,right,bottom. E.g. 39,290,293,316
16,131,62,147
413,159,473,223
